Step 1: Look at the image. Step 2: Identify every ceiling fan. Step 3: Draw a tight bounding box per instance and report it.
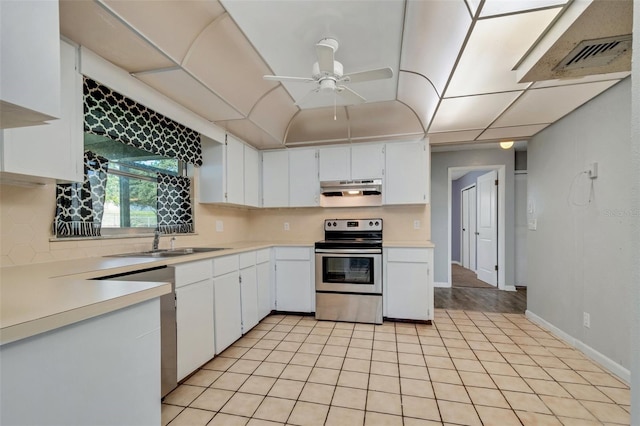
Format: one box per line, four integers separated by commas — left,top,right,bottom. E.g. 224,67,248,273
263,38,394,109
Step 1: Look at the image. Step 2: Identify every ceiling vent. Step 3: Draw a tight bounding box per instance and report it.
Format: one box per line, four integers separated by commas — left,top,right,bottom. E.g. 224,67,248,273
555,35,632,71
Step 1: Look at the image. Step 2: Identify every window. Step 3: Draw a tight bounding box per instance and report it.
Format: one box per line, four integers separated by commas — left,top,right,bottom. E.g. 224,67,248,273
84,133,184,234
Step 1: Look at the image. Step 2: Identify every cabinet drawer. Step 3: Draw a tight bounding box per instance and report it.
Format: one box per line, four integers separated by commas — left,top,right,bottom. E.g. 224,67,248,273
256,248,271,264
275,247,311,261
174,260,213,287
213,255,240,277
239,251,256,269
386,248,430,263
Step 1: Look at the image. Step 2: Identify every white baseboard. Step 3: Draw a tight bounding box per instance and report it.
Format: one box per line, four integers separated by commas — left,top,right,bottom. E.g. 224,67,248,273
525,310,630,384
434,281,451,288
452,261,461,266
503,285,517,292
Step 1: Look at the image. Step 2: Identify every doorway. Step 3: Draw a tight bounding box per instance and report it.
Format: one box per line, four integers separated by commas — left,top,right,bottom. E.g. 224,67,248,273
447,165,511,291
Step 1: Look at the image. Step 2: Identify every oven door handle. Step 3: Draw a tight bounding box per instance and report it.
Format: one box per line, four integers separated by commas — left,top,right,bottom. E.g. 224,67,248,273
315,248,382,254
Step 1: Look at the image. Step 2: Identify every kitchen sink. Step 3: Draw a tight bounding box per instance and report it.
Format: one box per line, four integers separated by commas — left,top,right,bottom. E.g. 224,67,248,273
106,247,228,258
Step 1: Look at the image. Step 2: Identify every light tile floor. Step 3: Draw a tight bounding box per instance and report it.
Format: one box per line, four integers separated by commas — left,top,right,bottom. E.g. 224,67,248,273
162,310,630,425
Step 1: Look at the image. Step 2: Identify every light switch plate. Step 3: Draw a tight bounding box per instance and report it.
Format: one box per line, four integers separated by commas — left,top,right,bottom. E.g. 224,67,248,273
216,220,224,232
414,220,420,229
284,222,290,231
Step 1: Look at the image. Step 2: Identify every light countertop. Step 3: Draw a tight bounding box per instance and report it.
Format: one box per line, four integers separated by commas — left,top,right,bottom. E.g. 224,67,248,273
0,240,431,345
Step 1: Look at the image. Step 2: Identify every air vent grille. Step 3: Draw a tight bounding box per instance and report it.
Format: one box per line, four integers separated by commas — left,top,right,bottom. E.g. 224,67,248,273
555,35,632,71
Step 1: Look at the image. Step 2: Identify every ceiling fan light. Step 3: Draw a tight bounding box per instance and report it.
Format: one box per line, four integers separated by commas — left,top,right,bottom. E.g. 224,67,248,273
500,140,514,149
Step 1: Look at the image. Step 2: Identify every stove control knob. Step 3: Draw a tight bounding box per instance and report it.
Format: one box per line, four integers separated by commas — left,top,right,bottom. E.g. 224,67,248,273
327,222,332,227
369,221,373,226
333,222,337,227
375,221,380,226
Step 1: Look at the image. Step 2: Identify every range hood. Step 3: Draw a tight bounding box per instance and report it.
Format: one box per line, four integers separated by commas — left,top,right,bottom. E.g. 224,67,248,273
320,179,383,207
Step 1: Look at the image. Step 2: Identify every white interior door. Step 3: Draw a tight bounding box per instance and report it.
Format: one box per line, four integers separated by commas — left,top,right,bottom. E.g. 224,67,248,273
469,186,477,272
461,189,470,268
476,170,498,286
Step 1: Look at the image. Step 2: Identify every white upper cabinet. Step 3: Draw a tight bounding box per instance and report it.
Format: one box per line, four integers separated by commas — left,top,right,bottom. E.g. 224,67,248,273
318,144,385,182
351,144,385,180
261,150,289,208
1,39,83,184
244,144,260,207
0,0,61,128
318,146,350,181
384,140,429,205
199,134,260,207
289,148,319,207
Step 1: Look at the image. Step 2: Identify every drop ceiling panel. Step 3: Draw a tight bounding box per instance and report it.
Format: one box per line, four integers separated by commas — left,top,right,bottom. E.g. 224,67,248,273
286,108,349,144
182,14,278,115
220,0,403,109
493,80,618,127
133,68,243,122
430,92,522,133
477,124,549,140
400,0,471,95
219,119,283,150
531,72,629,88
480,0,568,18
102,0,225,64
397,72,440,131
59,0,174,73
348,101,423,140
428,130,484,145
445,8,561,97
249,87,299,142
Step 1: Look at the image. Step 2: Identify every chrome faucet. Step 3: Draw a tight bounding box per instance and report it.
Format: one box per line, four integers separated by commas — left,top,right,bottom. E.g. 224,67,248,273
152,229,161,251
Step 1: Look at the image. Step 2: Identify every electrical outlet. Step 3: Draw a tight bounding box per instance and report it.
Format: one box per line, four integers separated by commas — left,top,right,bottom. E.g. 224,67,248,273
583,312,591,328
414,220,420,230
284,222,290,231
215,220,224,232
528,219,537,231
528,200,535,214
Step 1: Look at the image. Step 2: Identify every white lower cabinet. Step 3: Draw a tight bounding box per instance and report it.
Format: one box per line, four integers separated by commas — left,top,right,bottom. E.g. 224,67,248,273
174,260,215,381
239,252,259,334
213,255,242,353
256,249,272,319
274,247,313,313
384,247,434,321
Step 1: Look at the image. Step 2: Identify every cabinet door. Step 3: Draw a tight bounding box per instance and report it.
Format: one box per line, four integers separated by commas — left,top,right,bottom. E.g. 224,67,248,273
386,262,429,320
244,144,260,207
289,148,319,207
351,144,384,180
384,141,428,205
318,146,350,181
213,271,242,353
1,40,82,182
276,260,312,312
256,261,272,320
262,150,289,207
225,135,244,205
176,279,215,380
240,265,259,333
0,0,60,127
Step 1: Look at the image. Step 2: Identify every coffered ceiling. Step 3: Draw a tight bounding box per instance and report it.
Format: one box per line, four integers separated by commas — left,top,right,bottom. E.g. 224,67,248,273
59,0,632,150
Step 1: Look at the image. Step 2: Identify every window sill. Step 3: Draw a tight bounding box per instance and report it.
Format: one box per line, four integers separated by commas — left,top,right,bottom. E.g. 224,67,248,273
49,232,197,243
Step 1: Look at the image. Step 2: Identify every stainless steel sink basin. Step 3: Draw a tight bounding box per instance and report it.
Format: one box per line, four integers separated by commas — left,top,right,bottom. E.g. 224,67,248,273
107,247,228,258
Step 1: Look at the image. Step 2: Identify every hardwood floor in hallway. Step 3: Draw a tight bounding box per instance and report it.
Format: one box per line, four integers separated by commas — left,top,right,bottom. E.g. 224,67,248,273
435,286,527,314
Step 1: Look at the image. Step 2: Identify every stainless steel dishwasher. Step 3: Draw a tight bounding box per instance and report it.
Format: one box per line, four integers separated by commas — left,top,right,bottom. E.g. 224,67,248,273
95,266,177,398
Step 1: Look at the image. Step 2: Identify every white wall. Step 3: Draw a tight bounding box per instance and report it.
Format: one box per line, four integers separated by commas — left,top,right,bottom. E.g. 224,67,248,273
514,172,527,286
431,149,515,285
527,77,633,379
631,3,640,422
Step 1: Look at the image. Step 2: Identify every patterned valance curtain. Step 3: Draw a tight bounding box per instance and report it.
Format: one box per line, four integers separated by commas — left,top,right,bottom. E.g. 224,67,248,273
53,151,109,237
83,77,203,166
157,173,194,234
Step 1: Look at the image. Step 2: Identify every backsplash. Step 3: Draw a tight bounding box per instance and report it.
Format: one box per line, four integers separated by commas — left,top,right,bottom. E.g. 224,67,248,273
1,171,430,266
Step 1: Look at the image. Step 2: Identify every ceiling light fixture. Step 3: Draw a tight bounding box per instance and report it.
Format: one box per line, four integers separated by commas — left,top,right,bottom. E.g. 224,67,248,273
500,140,514,149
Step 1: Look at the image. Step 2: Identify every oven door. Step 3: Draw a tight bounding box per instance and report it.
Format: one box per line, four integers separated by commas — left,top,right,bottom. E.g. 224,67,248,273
315,249,382,294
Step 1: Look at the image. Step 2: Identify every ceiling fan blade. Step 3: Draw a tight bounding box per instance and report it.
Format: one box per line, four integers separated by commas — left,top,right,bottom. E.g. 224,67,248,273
294,87,321,106
342,67,394,83
263,75,316,83
315,42,335,74
336,86,366,105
